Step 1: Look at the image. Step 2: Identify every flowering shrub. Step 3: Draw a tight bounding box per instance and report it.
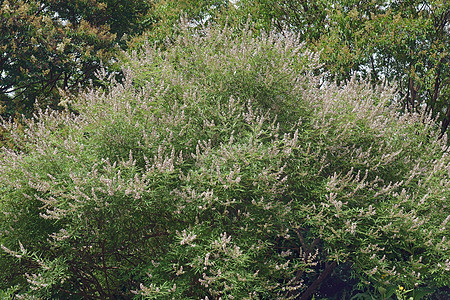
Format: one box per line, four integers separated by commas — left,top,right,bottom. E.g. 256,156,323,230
0,24,449,299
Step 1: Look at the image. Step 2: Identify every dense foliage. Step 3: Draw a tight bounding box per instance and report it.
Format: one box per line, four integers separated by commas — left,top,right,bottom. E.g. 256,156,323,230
2,0,448,135
232,0,450,136
0,24,449,299
0,0,151,117
138,0,232,44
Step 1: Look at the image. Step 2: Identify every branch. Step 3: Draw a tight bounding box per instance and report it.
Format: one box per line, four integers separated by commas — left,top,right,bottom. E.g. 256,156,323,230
299,261,337,300
101,239,112,298
289,229,321,297
439,104,450,139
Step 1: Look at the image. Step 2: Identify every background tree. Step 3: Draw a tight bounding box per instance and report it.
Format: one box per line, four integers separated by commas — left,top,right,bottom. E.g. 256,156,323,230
320,0,449,135
130,0,233,46
0,0,151,117
233,0,450,136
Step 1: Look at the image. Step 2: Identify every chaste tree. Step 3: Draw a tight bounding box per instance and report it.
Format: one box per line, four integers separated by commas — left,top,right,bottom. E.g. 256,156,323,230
0,23,449,299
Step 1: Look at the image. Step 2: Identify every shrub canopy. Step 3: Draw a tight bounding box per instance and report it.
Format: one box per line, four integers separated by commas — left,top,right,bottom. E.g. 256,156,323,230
0,24,449,299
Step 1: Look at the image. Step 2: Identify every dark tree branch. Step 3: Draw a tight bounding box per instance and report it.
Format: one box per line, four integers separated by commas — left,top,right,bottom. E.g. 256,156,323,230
289,228,321,297
299,261,337,300
439,104,450,139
